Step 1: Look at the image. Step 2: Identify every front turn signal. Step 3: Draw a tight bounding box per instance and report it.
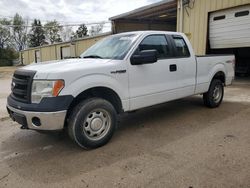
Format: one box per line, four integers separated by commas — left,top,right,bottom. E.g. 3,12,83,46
52,80,65,96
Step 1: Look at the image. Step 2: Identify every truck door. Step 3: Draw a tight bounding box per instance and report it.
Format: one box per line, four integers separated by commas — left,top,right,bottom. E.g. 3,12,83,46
168,35,196,95
128,34,189,110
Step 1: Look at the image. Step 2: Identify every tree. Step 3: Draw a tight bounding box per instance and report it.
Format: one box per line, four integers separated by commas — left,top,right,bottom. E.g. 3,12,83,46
89,23,104,36
74,24,88,39
12,13,28,51
28,19,46,47
44,20,62,44
0,47,19,66
0,19,11,49
61,26,74,41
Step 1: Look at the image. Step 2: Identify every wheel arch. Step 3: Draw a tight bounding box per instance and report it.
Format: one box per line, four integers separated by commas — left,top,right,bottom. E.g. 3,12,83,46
211,71,226,85
65,87,123,126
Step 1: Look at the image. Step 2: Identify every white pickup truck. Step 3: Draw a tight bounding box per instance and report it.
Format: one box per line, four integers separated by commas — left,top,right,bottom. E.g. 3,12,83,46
7,31,235,149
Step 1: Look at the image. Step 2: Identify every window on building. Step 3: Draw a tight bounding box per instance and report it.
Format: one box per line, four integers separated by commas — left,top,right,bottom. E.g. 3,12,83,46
138,35,171,59
235,10,249,17
172,36,190,57
35,50,41,63
213,15,226,21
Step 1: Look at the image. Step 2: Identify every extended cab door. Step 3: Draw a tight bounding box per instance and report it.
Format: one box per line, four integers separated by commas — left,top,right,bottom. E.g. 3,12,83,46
128,34,196,110
168,35,196,96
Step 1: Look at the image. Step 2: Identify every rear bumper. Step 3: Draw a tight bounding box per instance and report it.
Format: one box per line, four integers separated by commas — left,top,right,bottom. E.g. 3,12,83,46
7,105,66,130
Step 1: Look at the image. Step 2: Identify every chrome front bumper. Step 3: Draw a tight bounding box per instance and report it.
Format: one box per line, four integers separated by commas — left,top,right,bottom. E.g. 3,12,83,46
7,105,66,131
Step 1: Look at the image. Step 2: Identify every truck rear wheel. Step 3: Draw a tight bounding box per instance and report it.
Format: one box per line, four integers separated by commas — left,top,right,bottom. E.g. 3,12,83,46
203,79,224,108
67,98,117,149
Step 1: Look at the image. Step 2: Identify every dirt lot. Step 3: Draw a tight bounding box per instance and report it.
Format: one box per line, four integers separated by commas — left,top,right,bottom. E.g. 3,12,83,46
0,67,249,188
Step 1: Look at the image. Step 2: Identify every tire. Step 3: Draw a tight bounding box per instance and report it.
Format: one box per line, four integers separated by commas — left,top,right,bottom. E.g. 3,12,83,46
203,79,224,108
67,98,117,149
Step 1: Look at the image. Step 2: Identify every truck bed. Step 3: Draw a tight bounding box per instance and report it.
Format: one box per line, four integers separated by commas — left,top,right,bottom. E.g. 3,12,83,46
195,55,235,94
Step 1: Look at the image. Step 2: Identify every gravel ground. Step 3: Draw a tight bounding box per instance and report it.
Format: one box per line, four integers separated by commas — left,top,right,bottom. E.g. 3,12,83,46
0,67,249,188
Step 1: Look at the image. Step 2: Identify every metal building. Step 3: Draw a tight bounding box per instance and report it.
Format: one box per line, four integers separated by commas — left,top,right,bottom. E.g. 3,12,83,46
21,0,250,75
20,33,110,65
111,0,250,75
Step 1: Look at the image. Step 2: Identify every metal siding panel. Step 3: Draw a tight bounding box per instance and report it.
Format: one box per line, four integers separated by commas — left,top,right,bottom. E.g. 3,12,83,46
194,0,200,54
189,0,196,50
28,49,35,64
202,0,209,55
76,36,106,56
23,51,29,65
210,0,217,11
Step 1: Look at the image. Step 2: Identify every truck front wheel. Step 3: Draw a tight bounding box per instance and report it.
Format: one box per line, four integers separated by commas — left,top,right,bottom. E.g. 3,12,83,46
67,98,117,149
203,79,224,108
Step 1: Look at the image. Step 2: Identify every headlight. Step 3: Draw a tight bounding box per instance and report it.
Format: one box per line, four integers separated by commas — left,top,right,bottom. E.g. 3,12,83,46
31,80,64,103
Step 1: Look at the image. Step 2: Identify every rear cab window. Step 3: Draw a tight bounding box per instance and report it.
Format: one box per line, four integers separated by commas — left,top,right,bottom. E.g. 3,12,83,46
171,35,190,58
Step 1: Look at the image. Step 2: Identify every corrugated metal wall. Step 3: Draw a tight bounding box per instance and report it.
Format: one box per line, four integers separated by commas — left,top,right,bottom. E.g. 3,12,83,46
21,34,109,65
177,0,250,55
75,35,106,56
113,21,176,33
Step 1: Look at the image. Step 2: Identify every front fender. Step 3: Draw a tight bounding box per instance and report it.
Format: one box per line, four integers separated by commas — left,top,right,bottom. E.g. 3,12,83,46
60,73,128,101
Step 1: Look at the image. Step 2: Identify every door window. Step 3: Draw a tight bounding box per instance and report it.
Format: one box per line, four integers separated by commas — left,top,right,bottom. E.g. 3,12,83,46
138,35,171,59
172,37,190,57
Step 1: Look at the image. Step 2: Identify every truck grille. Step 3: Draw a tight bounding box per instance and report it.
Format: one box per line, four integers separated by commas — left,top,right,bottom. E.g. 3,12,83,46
11,70,36,103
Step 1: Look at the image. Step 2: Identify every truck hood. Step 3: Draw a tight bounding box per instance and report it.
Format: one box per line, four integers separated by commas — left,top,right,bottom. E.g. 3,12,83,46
21,58,113,79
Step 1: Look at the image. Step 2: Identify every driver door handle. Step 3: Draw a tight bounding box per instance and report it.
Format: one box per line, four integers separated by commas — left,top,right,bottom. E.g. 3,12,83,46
169,64,177,72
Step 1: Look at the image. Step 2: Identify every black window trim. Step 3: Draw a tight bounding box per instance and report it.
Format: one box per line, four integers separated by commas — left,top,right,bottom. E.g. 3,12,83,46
168,35,191,58
130,34,175,63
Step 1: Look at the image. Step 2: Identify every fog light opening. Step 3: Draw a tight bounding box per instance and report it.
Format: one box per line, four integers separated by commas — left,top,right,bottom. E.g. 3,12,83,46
32,117,41,127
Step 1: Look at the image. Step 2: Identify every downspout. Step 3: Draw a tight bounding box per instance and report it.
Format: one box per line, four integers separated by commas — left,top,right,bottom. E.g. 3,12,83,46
178,0,183,32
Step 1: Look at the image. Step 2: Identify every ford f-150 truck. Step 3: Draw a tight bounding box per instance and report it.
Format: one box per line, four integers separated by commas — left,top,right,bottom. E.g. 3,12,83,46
7,31,235,149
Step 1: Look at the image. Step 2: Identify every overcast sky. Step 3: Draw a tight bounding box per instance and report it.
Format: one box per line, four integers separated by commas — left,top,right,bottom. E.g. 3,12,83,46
0,0,162,31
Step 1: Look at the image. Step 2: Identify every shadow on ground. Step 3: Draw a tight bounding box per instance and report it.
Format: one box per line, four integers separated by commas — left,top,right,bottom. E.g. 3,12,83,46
1,96,248,184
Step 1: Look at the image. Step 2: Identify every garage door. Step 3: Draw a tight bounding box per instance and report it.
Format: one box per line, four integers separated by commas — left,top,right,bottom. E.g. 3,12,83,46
209,5,250,49
35,50,41,63
61,46,71,59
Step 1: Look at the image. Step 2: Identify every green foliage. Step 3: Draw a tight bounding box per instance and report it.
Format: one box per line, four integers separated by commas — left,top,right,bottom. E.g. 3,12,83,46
0,48,19,66
0,18,11,48
44,20,62,44
74,24,88,39
12,13,28,51
89,24,104,36
28,19,46,47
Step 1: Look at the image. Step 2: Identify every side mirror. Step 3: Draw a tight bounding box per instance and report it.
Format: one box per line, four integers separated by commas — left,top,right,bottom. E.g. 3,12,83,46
130,50,157,65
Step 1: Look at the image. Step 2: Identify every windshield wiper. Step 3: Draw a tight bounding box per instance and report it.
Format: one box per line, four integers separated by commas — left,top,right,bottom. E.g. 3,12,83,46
83,55,103,59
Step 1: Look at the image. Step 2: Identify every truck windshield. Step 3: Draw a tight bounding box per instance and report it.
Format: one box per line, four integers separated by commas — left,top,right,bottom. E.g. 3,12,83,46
81,34,138,60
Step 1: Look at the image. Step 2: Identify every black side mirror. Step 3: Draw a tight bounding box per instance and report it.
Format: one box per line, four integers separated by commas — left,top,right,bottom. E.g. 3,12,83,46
131,50,157,65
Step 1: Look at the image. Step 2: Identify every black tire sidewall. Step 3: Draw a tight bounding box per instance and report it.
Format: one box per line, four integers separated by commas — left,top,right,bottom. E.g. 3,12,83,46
70,98,117,149
206,79,224,108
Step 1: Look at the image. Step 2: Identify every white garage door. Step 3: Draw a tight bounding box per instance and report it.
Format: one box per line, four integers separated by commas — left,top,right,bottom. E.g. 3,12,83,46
61,46,71,59
35,50,41,63
209,5,250,49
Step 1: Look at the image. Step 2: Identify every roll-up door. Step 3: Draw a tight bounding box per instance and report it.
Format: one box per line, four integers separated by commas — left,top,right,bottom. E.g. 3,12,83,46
209,5,250,49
